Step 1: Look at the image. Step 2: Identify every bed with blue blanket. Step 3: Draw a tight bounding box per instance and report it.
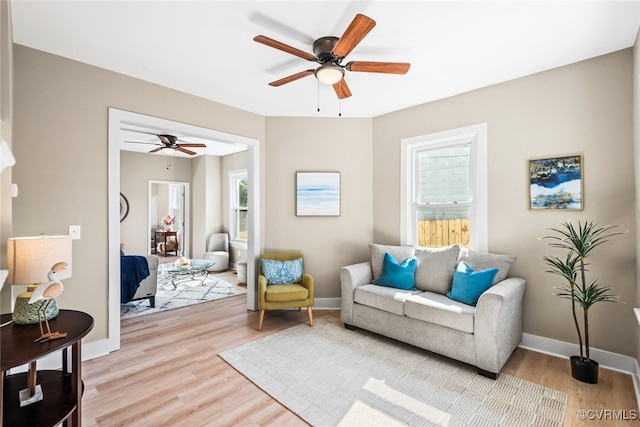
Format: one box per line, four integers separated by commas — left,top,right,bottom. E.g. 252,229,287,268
121,254,159,307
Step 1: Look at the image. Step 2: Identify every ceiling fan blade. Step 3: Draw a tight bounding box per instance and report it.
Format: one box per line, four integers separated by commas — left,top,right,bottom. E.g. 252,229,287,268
158,135,172,145
332,14,376,58
333,79,352,99
253,35,315,61
346,61,410,74
149,147,163,153
177,147,197,156
268,70,314,87
177,143,207,148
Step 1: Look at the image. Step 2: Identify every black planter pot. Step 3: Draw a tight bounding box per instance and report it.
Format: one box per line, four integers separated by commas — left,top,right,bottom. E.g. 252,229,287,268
570,355,599,384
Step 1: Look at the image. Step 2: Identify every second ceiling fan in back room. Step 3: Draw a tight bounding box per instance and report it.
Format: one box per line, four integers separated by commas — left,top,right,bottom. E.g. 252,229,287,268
254,13,410,100
125,131,207,156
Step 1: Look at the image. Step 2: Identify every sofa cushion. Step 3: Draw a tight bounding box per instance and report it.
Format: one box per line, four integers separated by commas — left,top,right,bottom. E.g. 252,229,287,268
446,262,498,306
369,243,415,281
374,252,417,290
404,291,476,333
354,284,421,316
414,245,460,294
458,249,516,284
260,258,303,284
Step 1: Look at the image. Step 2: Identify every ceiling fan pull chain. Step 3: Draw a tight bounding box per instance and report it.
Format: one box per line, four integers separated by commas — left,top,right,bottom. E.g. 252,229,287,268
317,80,320,112
338,99,342,117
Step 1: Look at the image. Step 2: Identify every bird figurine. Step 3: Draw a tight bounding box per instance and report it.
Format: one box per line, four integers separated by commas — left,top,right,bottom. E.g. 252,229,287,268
29,262,68,342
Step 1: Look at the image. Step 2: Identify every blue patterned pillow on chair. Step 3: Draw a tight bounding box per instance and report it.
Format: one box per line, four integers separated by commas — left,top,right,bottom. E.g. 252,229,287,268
260,258,303,284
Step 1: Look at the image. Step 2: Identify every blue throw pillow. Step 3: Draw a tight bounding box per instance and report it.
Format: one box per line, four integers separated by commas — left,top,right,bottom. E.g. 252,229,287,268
260,258,303,284
374,252,417,290
446,262,498,306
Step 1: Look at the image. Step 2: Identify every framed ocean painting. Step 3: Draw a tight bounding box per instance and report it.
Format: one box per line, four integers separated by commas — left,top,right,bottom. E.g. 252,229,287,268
296,172,341,216
529,154,583,210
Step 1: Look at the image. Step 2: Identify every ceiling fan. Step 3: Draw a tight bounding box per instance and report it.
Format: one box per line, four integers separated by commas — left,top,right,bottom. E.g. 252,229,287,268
254,13,410,99
125,133,207,156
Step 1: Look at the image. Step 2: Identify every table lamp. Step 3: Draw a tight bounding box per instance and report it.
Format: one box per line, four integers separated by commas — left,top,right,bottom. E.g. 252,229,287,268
7,235,72,325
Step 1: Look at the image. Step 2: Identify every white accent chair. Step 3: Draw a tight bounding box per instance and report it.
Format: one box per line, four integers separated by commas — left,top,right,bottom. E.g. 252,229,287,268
203,233,229,272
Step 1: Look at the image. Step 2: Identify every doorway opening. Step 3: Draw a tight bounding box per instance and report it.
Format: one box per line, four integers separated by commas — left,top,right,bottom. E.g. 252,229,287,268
149,180,190,258
108,108,261,355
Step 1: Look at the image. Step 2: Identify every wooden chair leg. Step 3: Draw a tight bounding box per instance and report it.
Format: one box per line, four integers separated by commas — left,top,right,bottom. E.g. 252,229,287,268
307,306,313,327
258,310,265,331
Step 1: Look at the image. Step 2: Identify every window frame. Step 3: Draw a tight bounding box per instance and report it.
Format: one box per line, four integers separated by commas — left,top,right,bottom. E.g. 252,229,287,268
401,123,488,251
228,169,248,243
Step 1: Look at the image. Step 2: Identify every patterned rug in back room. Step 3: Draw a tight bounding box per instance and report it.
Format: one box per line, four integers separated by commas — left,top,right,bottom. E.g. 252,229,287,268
120,275,246,320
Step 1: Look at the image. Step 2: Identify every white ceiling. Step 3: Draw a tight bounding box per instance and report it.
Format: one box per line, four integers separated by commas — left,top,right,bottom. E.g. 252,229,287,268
10,0,640,122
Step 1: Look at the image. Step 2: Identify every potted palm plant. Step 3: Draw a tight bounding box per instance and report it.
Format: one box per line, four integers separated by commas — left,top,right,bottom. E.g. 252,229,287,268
541,219,623,384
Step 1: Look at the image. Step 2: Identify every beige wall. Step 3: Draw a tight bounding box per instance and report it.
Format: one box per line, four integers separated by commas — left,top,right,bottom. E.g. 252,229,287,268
11,45,264,343
374,49,636,356
263,117,373,299
192,155,223,259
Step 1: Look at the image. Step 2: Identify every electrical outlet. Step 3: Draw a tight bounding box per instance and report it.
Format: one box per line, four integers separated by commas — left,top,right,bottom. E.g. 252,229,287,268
69,225,81,240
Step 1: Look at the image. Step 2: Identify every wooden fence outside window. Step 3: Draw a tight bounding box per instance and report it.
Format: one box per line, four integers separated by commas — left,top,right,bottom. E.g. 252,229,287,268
418,219,469,248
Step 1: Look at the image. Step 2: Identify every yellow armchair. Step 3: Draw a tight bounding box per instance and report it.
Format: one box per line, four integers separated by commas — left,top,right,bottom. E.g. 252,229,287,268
258,252,314,331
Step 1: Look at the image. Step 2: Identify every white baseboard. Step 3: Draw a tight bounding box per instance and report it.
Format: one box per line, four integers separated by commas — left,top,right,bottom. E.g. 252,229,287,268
313,298,341,310
521,332,640,410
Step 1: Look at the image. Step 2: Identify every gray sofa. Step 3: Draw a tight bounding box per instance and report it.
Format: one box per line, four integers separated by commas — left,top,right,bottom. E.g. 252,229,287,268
340,244,525,379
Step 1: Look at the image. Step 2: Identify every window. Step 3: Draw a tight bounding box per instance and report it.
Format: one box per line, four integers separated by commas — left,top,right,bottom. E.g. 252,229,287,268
229,170,248,242
401,124,487,251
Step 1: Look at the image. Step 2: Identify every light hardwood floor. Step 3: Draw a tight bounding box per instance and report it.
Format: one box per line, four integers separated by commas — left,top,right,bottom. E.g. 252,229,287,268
84,275,639,426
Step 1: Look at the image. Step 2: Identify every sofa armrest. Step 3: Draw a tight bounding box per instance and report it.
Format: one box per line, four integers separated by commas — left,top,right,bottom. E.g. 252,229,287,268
474,277,526,374
340,261,373,325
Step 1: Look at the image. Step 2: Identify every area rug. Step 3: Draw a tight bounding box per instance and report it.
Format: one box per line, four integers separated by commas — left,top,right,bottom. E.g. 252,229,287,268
219,316,567,427
120,276,246,320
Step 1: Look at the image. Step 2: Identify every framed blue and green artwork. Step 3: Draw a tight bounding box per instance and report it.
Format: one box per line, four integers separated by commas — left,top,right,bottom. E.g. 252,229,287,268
296,171,341,216
529,154,583,210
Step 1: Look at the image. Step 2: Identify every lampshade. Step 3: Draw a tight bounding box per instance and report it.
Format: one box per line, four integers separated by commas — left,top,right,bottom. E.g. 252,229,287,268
8,235,72,325
161,147,176,154
314,64,344,85
7,235,72,285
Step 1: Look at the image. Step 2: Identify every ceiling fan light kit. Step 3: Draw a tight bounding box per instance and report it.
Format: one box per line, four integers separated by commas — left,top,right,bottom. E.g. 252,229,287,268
254,13,410,101
315,64,344,85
